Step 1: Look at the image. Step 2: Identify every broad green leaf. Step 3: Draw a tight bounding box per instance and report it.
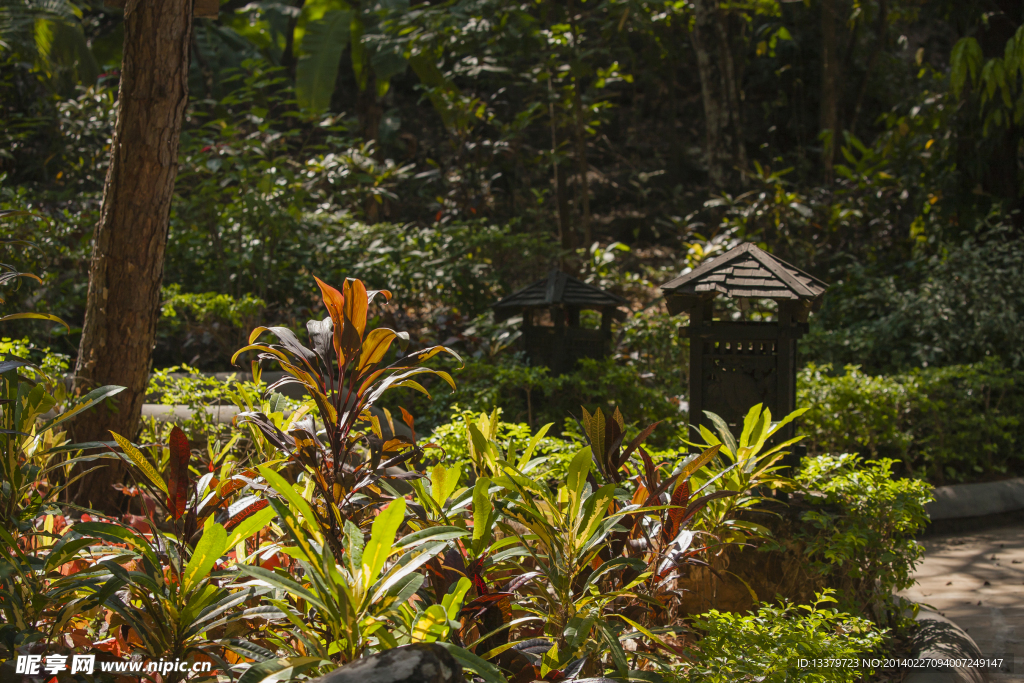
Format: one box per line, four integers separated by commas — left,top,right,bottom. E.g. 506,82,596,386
295,10,352,113
411,604,449,642
268,497,319,564
237,656,331,683
472,476,492,543
393,525,467,549
442,576,472,620
362,497,406,588
703,411,738,457
565,446,592,519
224,505,276,552
431,463,460,507
540,641,560,678
181,523,227,592
518,422,553,470
436,642,507,683
237,565,330,613
738,404,761,449
577,484,617,548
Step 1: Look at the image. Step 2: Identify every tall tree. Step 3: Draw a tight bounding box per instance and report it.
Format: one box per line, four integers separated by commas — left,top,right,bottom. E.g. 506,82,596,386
691,0,747,189
72,0,194,509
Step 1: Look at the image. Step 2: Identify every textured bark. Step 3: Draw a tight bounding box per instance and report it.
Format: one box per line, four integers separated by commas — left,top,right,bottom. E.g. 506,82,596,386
691,0,747,189
820,0,840,177
72,0,193,510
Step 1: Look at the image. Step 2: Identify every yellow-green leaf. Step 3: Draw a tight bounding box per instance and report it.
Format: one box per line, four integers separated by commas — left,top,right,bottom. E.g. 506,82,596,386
111,431,167,494
182,523,227,592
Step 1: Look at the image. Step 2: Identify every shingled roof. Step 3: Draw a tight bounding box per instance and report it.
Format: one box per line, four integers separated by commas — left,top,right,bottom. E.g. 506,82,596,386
660,243,826,314
493,269,628,321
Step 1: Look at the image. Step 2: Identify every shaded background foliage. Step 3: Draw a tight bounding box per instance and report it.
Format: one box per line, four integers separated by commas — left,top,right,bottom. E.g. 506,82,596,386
1,0,1022,474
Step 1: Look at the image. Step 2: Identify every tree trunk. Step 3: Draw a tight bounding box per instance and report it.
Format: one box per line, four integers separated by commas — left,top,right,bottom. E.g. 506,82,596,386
849,0,888,136
820,0,840,178
568,5,592,246
691,0,747,189
72,0,193,511
549,77,575,257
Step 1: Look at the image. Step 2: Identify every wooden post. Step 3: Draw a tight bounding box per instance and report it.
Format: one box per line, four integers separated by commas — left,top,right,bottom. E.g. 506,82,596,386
685,298,714,447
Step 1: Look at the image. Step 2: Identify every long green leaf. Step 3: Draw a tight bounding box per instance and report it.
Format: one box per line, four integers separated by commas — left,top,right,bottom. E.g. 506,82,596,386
181,522,227,592
237,565,331,613
257,465,320,538
225,505,276,552
110,432,167,494
362,497,406,588
295,10,352,113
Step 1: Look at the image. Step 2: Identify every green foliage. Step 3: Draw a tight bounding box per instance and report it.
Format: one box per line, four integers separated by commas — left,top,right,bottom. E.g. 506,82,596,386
799,359,1024,482
159,286,267,368
793,454,932,626
682,591,885,683
398,354,682,435
685,404,806,545
0,337,68,378
951,25,1024,134
804,221,1024,374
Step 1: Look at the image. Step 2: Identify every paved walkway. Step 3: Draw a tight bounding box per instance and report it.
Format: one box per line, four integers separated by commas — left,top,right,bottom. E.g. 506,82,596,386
901,524,1024,682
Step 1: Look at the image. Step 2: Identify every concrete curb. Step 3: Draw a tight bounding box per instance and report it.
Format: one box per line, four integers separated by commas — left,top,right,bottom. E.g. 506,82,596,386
926,478,1024,521
141,403,241,423
905,608,989,683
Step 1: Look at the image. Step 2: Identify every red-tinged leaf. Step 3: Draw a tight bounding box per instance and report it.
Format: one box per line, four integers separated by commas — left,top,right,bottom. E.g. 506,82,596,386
617,421,661,471
460,592,513,620
224,498,270,531
399,406,416,441
638,447,659,490
664,479,691,542
314,276,345,360
166,427,191,520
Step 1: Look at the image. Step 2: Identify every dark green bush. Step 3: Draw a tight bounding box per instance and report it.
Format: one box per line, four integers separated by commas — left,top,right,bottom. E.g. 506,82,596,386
791,454,932,627
802,221,1024,374
798,359,1024,483
384,353,684,439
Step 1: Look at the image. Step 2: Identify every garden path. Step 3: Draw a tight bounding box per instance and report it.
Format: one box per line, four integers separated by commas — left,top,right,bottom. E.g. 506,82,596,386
901,524,1024,682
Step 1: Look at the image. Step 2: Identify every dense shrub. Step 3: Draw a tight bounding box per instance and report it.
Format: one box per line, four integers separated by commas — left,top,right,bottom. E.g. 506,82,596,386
798,359,1024,482
792,454,933,626
683,591,885,683
802,221,1024,374
386,353,685,437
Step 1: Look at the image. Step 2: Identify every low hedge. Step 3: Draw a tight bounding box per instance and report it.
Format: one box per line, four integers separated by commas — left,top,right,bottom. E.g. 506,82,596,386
798,358,1024,483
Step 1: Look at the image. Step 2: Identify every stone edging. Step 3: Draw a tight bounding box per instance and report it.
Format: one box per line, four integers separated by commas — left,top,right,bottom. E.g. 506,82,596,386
926,477,1024,521
905,608,989,683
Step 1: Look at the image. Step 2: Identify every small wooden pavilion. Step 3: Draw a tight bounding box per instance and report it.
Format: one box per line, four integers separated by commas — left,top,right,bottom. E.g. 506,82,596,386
660,243,827,436
494,270,629,374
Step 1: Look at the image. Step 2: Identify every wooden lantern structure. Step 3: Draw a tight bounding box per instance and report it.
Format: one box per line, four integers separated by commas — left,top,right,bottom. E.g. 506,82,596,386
493,269,628,374
660,243,826,437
